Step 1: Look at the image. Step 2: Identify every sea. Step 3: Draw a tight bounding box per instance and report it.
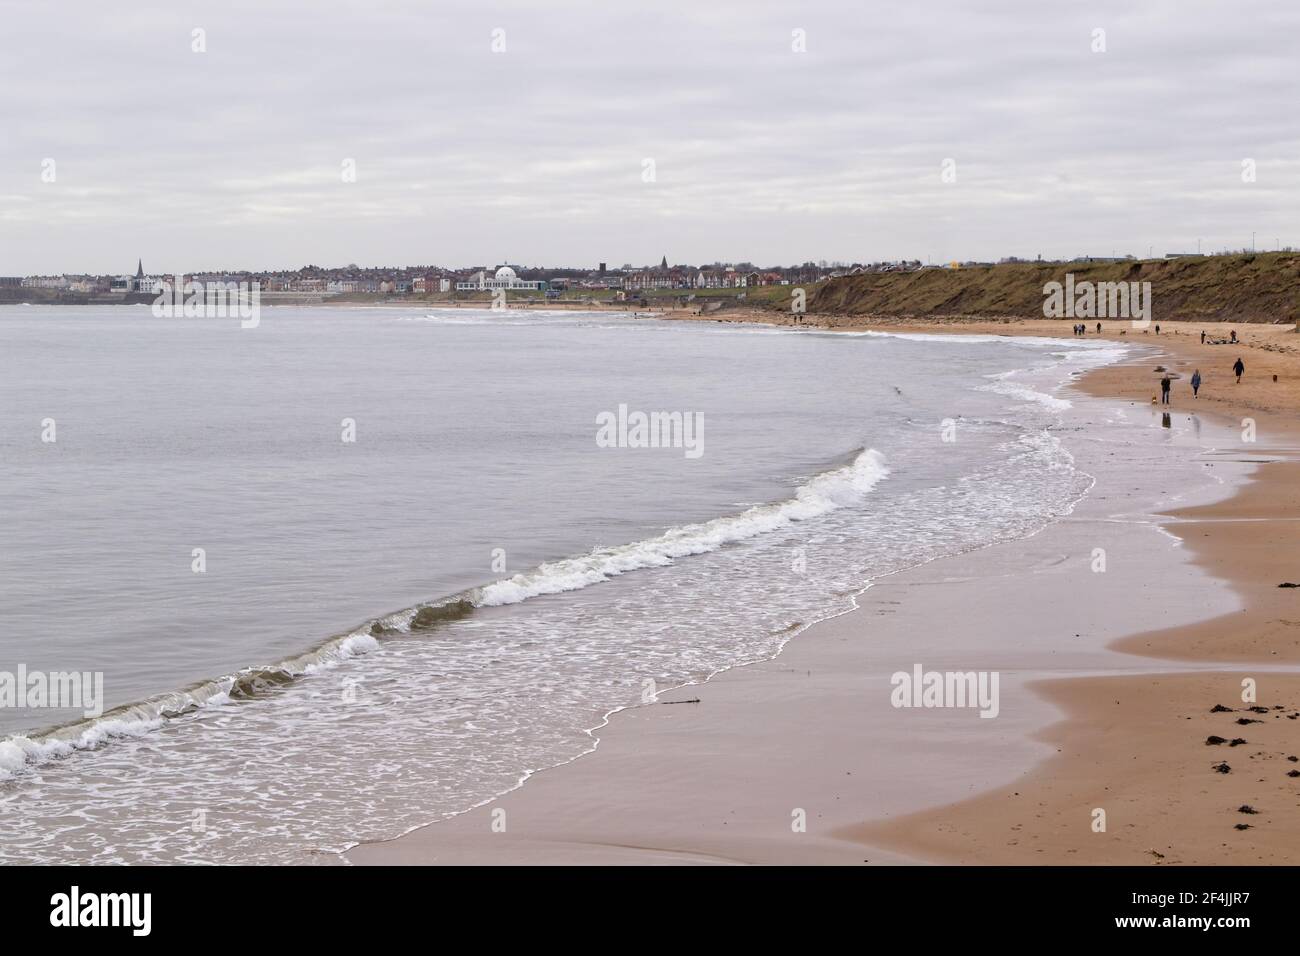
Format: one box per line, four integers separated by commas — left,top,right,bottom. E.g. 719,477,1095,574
0,304,1130,863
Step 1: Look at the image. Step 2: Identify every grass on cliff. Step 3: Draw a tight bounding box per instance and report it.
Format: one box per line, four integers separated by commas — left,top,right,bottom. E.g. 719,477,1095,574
757,253,1300,324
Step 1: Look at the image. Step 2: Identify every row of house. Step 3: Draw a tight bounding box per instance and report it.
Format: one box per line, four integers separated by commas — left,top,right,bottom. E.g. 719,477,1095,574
622,267,789,291
10,259,855,298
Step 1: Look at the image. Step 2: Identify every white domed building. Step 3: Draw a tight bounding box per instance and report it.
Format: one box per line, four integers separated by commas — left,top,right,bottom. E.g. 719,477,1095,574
456,265,544,292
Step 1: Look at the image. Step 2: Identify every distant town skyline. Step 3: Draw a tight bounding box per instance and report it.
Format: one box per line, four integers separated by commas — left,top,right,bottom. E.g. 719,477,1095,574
9,243,1286,285
3,1,1298,274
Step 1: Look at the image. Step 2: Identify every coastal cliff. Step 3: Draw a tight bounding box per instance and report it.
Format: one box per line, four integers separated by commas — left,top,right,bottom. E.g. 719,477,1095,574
796,252,1300,324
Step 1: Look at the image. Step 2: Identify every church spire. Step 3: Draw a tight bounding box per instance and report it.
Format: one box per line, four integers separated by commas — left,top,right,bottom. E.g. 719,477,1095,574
136,258,144,279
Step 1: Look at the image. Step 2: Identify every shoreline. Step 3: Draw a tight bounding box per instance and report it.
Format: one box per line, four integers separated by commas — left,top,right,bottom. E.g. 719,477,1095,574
347,318,1300,865
848,328,1300,864
847,462,1300,863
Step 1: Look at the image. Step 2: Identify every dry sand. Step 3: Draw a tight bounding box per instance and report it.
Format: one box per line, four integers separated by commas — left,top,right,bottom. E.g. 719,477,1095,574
348,316,1300,866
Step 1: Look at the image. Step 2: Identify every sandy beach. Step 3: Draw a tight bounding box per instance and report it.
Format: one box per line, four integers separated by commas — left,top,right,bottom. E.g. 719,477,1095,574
852,319,1300,864
347,316,1300,866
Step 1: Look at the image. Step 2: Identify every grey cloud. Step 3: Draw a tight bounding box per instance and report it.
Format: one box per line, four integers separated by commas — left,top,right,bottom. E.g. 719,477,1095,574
1,0,1297,273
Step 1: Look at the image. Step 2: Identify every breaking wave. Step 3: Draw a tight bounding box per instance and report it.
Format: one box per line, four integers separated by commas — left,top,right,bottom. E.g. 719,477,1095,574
474,448,887,605
0,448,888,781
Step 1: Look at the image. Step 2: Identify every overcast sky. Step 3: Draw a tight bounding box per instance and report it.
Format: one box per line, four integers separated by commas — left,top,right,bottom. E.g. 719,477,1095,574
2,0,1297,274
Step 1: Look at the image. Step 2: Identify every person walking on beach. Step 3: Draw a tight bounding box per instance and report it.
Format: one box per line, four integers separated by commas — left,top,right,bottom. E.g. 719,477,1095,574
1233,357,1245,383
1096,322,1102,334
1191,369,1201,397
1201,330,1206,344
1160,374,1171,404
1155,323,1161,334
1230,329,1238,344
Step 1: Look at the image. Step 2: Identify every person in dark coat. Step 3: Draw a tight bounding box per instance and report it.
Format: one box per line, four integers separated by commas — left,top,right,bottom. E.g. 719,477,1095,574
1233,357,1245,383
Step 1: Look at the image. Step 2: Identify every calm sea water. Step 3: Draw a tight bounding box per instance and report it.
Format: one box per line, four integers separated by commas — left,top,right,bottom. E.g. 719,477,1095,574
0,305,1125,863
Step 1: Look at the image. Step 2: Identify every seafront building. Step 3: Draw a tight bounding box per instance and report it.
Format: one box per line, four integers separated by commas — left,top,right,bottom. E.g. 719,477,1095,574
455,265,545,292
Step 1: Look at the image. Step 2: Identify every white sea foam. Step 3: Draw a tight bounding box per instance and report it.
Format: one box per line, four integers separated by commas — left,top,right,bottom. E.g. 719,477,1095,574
855,330,1112,348
0,713,163,777
980,371,1074,410
0,448,887,781
0,621,384,781
476,448,889,605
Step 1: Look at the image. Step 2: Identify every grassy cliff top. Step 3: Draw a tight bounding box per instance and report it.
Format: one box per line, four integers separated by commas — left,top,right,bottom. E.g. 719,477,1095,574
796,253,1300,324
